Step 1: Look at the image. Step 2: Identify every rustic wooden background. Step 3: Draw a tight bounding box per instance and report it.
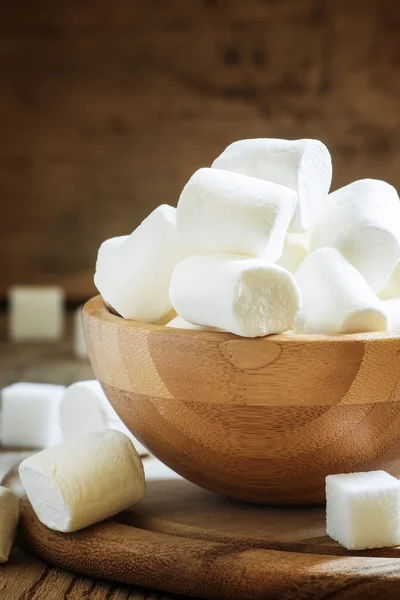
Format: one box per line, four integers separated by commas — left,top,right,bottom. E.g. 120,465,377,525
0,0,399,301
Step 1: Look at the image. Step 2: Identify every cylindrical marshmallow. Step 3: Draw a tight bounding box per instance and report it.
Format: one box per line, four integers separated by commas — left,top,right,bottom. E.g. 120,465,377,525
59,381,147,456
170,254,301,337
310,179,400,293
382,299,400,331
94,205,189,322
212,138,332,232
381,262,400,299
0,383,65,449
0,487,19,563
293,248,387,335
166,315,220,331
19,430,145,533
60,381,107,439
276,233,309,273
176,168,296,262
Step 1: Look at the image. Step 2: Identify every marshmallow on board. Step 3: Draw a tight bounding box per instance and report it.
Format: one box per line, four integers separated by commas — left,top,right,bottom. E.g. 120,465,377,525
19,430,145,533
382,298,400,331
176,168,296,262
293,248,387,335
94,205,189,322
212,138,332,233
0,487,19,563
59,380,147,456
170,253,301,338
0,383,65,449
311,179,400,293
277,233,309,274
166,316,221,331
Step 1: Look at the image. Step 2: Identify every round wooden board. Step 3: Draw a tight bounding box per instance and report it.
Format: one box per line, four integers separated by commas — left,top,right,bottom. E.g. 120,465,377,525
17,458,400,600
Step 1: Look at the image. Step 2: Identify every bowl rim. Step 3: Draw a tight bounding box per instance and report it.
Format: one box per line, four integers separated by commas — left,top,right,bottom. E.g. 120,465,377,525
83,296,400,344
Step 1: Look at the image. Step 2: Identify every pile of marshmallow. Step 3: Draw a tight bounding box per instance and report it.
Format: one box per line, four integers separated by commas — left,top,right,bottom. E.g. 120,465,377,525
95,138,400,337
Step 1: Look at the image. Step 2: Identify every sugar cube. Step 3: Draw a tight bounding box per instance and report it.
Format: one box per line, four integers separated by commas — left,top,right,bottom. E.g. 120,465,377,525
326,471,400,550
8,286,64,341
1,383,65,448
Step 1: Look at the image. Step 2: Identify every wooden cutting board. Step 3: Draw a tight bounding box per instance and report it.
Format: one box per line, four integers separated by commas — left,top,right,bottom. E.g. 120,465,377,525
16,458,400,600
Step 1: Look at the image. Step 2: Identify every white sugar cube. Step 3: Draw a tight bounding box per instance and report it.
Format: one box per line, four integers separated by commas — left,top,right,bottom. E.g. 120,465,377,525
8,286,64,341
73,306,88,358
1,383,65,448
326,471,400,550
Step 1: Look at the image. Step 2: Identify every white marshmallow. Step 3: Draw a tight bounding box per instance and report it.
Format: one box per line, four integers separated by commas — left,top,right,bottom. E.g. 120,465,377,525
170,254,301,337
94,205,188,322
73,305,88,359
212,138,332,232
176,168,296,262
165,316,220,331
311,179,400,293
0,487,19,563
107,419,147,456
1,383,65,448
19,430,145,533
294,248,387,335
326,471,400,550
59,380,147,455
380,262,400,299
8,286,64,342
95,237,128,315
382,298,400,331
276,233,309,273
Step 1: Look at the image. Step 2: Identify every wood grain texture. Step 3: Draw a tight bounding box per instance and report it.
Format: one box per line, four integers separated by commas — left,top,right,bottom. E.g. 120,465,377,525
1,0,400,299
17,458,400,600
83,296,400,505
1,547,186,600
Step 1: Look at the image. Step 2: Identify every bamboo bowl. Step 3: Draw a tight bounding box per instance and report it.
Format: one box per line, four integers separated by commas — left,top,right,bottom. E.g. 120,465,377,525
82,295,400,505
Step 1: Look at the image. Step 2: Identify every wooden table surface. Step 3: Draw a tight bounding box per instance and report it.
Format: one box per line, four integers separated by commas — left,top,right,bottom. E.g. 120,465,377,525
0,314,192,600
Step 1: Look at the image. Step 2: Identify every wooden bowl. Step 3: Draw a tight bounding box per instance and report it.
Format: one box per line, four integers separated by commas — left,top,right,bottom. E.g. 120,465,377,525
82,295,400,506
